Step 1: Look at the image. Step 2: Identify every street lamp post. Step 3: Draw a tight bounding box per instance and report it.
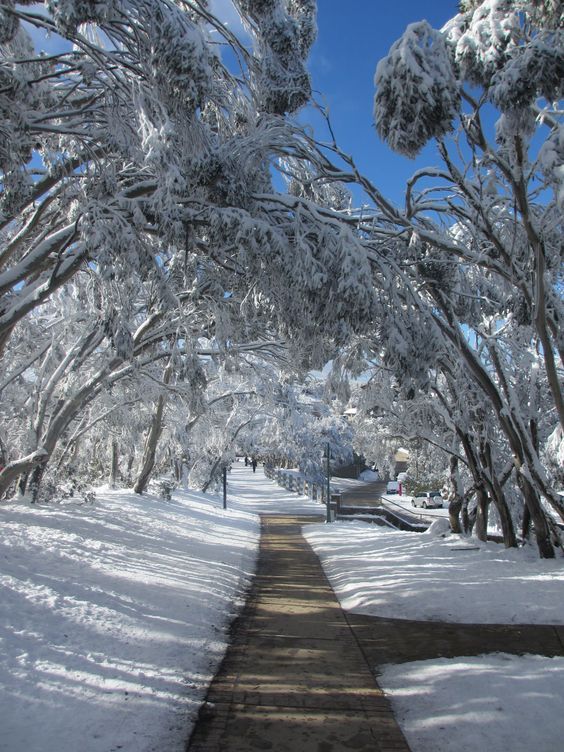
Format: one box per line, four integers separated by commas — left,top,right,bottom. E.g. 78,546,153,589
324,442,331,523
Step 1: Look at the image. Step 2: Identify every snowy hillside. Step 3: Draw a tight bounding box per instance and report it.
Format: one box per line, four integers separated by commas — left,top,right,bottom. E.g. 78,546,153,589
0,484,259,752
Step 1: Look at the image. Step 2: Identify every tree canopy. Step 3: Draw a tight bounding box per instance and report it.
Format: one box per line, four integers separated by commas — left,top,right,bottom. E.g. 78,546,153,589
0,0,562,557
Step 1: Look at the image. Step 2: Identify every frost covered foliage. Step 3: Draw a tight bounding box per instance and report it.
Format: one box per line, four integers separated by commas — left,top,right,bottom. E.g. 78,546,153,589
374,21,460,157
235,0,316,114
46,0,121,33
446,0,564,113
1,0,370,366
375,1,563,157
353,0,563,554
0,27,45,197
539,125,564,208
444,0,523,86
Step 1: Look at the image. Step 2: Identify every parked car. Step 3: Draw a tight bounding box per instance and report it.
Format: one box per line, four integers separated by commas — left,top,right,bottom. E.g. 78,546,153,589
386,481,400,494
412,491,443,509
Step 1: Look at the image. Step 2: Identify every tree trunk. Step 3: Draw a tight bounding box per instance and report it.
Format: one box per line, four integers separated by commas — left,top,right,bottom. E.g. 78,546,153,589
474,488,489,542
17,473,28,497
173,458,182,482
465,502,476,535
0,359,116,498
110,439,119,489
517,473,554,558
29,462,47,503
434,303,563,536
126,453,135,485
0,448,49,499
447,455,463,534
479,440,517,548
522,504,531,542
447,499,462,533
489,484,517,548
0,324,171,501
133,361,173,495
461,498,471,534
202,456,222,493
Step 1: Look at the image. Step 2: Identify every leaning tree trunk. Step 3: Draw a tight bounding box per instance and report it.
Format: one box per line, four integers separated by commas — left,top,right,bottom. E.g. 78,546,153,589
517,473,554,558
0,356,117,498
489,482,517,549
478,441,517,548
434,303,558,553
133,361,173,495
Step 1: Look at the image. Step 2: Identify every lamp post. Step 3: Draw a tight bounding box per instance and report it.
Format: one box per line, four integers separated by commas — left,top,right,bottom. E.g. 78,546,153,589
323,442,331,523
222,466,227,510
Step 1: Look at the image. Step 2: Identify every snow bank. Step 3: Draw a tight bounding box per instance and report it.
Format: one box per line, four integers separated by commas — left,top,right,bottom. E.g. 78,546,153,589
379,653,564,752
303,521,564,623
0,485,259,752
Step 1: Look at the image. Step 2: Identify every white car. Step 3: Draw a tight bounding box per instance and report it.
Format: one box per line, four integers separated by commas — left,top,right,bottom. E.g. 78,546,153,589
412,491,443,509
386,481,400,494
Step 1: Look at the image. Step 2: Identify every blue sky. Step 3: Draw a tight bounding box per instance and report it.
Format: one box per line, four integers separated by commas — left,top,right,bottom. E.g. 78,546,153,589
305,0,460,205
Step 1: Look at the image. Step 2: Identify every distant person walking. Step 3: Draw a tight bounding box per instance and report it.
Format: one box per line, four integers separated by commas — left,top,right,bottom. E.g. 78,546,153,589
252,458,257,473
244,456,249,466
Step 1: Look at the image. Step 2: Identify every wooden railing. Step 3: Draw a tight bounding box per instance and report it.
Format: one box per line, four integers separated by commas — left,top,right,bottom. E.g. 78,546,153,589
263,463,342,516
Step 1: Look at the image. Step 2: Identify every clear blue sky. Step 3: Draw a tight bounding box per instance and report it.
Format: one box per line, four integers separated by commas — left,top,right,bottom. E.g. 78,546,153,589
304,0,460,205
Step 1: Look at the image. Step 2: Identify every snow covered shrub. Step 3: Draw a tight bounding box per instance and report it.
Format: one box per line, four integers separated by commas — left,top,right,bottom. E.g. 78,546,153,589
34,474,96,505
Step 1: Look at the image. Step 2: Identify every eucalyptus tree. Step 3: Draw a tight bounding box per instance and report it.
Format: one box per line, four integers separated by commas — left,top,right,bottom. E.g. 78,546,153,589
0,0,381,498
297,0,563,556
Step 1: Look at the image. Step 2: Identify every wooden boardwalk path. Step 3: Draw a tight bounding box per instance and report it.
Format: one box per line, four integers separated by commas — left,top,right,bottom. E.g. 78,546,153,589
187,514,411,751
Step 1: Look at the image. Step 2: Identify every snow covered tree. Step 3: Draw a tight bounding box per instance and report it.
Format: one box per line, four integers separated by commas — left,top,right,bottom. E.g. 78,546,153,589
0,0,381,499
373,0,563,430
251,378,353,484
301,0,563,557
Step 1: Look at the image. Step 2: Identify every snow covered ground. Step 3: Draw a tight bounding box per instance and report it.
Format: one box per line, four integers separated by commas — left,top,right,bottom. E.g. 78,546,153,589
0,464,321,752
379,653,564,752
2,467,563,752
304,519,564,752
302,519,564,623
